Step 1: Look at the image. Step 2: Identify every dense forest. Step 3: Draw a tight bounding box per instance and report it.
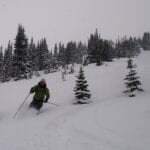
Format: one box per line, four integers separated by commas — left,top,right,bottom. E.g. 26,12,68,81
0,25,150,82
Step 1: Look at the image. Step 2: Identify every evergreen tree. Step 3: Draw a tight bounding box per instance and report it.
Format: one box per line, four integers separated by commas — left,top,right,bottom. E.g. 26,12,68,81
133,37,141,55
142,32,150,50
66,41,76,65
38,38,50,73
48,50,54,70
13,24,29,80
115,37,141,58
54,43,58,58
74,66,91,104
96,38,103,66
3,41,13,82
58,42,66,67
77,41,88,64
115,38,122,58
52,43,59,70
88,29,103,65
0,46,4,82
28,38,37,77
124,58,143,97
36,41,41,70
102,40,114,62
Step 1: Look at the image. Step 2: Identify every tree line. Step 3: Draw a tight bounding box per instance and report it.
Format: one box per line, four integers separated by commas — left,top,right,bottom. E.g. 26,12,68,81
0,25,150,83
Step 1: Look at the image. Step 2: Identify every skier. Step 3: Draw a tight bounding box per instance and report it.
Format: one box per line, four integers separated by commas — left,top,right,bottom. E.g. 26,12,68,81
29,79,50,110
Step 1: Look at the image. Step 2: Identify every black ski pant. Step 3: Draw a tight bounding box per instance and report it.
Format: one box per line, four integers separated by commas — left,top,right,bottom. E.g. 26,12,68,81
30,99,43,110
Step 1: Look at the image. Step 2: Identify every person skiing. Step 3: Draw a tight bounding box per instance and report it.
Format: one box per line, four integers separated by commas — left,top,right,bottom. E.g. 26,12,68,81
29,79,50,110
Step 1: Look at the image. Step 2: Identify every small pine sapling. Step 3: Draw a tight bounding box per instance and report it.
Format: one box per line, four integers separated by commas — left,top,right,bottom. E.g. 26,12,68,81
74,66,91,104
124,57,143,97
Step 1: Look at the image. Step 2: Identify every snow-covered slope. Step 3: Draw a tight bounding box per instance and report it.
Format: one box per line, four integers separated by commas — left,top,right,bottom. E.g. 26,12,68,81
0,51,150,150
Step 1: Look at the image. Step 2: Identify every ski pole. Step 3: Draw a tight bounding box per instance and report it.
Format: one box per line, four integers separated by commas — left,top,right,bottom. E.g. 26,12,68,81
46,102,59,106
13,93,30,118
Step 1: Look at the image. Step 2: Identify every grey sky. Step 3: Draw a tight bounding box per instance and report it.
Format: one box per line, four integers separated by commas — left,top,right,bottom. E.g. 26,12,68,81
0,0,150,48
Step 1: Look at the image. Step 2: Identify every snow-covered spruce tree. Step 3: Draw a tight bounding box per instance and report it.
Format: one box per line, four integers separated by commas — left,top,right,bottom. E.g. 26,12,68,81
0,46,4,82
37,38,51,73
88,29,103,66
58,42,66,66
3,41,13,82
124,57,143,97
28,38,35,78
76,41,88,64
13,24,29,80
142,32,150,50
74,66,91,104
51,43,59,71
66,41,76,65
102,40,113,62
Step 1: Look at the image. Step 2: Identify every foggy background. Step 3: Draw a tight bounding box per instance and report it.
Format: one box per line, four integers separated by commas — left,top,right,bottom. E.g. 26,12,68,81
0,0,150,48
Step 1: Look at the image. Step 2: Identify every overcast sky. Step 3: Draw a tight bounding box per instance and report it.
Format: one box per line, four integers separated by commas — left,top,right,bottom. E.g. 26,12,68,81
0,0,150,48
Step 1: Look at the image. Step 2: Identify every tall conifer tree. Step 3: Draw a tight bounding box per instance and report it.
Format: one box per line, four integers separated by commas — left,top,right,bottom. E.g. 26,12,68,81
38,38,50,73
3,41,13,81
88,29,103,65
13,24,29,80
0,46,4,82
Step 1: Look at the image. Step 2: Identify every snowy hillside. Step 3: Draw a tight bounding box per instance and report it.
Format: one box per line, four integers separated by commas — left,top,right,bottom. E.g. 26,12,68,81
0,51,150,150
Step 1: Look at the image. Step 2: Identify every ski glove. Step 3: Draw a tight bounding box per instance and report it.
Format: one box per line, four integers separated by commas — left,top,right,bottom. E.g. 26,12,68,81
30,87,34,93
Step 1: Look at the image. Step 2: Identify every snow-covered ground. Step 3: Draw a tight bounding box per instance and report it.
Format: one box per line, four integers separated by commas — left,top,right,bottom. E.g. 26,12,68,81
0,51,150,150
